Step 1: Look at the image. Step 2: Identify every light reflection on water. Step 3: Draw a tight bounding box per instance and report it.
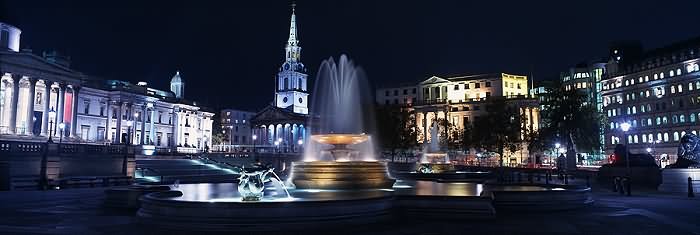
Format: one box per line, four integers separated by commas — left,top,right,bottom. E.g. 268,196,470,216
171,181,562,202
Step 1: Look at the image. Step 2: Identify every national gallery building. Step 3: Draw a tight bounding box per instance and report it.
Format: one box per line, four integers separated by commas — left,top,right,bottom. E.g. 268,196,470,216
0,22,214,154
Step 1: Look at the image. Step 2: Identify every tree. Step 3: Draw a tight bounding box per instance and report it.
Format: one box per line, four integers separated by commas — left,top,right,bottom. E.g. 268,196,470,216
466,98,525,166
539,85,606,169
211,115,227,145
375,106,419,161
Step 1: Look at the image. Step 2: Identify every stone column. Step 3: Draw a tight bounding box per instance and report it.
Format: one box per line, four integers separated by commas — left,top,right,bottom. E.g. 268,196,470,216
105,100,112,141
140,104,147,145
130,103,136,144
25,78,37,135
172,108,179,149
150,106,156,145
41,80,51,136
422,112,428,144
115,102,123,144
70,86,80,137
56,83,66,136
8,75,20,134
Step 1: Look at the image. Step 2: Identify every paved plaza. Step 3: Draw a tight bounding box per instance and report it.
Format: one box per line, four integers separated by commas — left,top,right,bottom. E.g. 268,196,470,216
0,182,699,235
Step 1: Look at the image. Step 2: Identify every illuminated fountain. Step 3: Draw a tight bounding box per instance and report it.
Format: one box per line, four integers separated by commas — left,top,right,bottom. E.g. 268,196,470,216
417,121,454,173
291,55,395,190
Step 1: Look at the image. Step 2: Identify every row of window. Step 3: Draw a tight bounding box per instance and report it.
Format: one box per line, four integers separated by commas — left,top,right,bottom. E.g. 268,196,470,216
384,88,418,97
610,112,700,131
603,64,698,91
611,130,697,145
604,81,700,106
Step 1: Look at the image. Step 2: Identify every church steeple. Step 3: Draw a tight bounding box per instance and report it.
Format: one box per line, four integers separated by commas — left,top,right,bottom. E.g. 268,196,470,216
285,3,301,64
275,3,308,115
287,3,298,47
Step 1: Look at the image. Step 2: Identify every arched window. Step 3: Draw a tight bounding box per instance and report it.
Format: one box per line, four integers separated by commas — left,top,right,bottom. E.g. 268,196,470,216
656,117,661,125
284,77,289,89
672,115,678,124
642,134,647,143
674,132,680,141
680,115,686,123
691,113,697,123
664,133,669,142
662,116,668,124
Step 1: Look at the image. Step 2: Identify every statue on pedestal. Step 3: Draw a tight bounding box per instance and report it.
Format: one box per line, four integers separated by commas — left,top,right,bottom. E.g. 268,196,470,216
669,134,700,168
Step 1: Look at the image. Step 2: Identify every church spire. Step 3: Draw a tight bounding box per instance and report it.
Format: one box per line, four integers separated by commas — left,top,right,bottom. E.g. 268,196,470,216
284,3,301,63
287,3,298,47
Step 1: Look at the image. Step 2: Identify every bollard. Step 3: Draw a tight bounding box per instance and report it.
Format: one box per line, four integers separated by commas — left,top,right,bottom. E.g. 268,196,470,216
612,177,618,192
528,172,533,183
586,174,590,188
564,173,568,185
625,177,631,196
689,177,695,198
518,172,522,182
537,172,541,181
545,172,549,185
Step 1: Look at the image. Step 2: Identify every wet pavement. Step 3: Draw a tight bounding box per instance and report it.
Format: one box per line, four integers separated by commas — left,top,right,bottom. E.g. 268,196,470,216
0,182,699,234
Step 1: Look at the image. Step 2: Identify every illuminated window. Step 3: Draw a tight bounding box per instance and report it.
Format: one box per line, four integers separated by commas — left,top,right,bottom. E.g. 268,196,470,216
678,84,683,93
671,86,676,94
677,68,682,75
634,135,639,143
653,74,658,80
670,70,675,77
664,133,669,142
674,132,680,141
690,83,694,91
680,115,686,123
660,73,665,79
691,113,697,122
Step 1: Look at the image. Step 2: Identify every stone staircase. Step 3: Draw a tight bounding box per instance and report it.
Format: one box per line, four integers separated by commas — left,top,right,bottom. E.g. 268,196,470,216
135,159,238,184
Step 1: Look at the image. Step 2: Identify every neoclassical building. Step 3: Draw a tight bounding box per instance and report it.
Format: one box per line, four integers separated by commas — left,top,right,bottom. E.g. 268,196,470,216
0,22,213,154
376,73,540,165
250,5,309,151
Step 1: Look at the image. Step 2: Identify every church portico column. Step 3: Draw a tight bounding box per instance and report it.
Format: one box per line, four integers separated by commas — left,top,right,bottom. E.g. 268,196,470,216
70,86,80,138
150,106,156,145
141,104,147,145
25,78,37,135
422,111,428,144
172,108,180,149
56,83,66,136
8,75,21,134
115,102,123,144
105,100,112,141
41,80,51,136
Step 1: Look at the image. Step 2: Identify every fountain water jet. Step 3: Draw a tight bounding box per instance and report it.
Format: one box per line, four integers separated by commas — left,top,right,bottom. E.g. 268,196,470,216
292,55,394,189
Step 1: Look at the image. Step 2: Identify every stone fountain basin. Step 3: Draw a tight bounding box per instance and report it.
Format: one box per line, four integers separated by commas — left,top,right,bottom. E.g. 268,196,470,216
137,183,393,232
483,183,594,211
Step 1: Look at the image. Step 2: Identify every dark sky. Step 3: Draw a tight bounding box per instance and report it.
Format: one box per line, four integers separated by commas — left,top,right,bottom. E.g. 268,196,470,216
2,0,699,112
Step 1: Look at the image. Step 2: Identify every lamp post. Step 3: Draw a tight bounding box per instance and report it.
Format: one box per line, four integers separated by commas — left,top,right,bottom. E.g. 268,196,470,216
297,139,303,153
554,142,561,168
134,112,139,145
126,120,133,145
620,122,632,176
58,123,65,144
252,134,257,157
274,140,280,153
48,108,56,143
278,137,283,153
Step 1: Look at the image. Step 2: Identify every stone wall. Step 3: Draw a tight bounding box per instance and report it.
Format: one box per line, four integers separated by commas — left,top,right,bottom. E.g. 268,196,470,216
0,140,135,190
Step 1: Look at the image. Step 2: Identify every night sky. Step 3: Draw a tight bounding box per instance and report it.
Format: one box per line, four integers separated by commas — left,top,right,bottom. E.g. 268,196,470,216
2,0,699,112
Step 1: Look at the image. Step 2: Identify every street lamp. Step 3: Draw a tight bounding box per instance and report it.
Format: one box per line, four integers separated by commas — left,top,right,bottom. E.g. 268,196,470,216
278,137,283,152
619,122,632,176
58,123,65,144
133,113,139,144
274,140,280,153
297,139,303,153
646,147,652,153
48,108,56,143
553,142,561,166
252,134,257,156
